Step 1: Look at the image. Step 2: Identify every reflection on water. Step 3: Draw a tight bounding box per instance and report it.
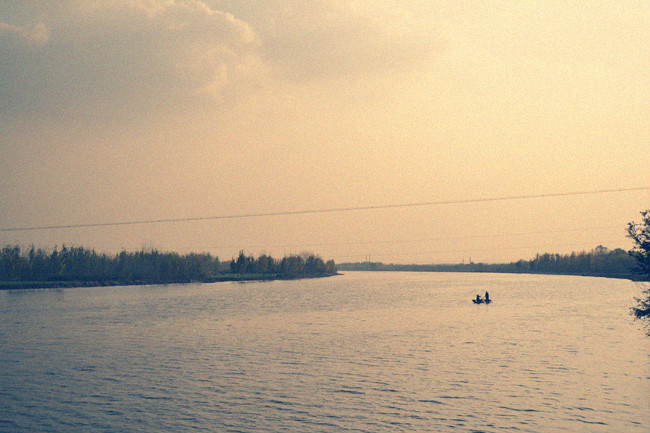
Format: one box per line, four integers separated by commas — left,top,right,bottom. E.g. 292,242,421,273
1,272,648,432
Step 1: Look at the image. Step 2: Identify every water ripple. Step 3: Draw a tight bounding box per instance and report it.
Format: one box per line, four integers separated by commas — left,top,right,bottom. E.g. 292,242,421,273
0,273,648,432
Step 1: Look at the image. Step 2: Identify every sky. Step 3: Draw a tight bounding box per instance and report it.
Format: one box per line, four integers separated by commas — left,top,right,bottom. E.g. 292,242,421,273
1,0,649,264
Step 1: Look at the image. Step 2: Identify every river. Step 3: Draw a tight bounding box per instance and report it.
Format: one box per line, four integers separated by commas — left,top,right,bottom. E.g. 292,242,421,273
1,272,648,432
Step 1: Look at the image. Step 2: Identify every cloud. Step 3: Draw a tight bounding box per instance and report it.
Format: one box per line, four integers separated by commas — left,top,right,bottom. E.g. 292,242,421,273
0,0,262,119
0,22,49,46
237,1,439,81
0,1,440,122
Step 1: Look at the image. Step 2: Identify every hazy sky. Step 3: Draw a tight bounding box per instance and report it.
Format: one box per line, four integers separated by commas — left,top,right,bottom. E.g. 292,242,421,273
1,1,648,264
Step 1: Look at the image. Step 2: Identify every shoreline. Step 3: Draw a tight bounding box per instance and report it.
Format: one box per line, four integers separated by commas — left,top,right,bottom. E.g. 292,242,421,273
337,268,643,281
0,273,341,291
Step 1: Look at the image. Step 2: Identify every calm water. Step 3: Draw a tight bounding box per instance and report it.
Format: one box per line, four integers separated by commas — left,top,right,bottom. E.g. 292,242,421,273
1,272,648,432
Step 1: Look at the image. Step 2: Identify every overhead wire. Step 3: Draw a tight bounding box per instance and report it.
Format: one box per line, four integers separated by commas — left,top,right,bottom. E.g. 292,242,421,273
1,186,647,232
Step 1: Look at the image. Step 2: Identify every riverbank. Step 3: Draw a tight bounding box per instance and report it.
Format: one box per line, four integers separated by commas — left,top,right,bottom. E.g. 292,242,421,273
338,246,643,281
0,246,339,290
337,266,642,281
0,272,341,290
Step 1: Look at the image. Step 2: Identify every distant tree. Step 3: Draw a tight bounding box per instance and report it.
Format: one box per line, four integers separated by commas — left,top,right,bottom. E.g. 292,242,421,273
280,255,304,277
0,245,334,286
304,254,326,275
0,246,22,280
325,259,337,275
256,254,274,274
627,210,650,334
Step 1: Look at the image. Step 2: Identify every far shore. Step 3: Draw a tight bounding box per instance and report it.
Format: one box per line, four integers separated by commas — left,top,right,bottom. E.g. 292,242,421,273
0,273,341,291
338,268,642,281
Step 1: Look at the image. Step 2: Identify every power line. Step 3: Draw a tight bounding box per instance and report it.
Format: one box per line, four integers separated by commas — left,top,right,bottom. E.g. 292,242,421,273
1,186,647,232
24,225,621,257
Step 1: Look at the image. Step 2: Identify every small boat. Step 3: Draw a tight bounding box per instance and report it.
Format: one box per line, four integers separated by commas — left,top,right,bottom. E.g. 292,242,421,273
472,297,492,304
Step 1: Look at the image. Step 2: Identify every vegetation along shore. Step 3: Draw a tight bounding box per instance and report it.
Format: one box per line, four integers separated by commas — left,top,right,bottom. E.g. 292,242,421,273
0,247,338,290
341,210,650,286
339,245,639,280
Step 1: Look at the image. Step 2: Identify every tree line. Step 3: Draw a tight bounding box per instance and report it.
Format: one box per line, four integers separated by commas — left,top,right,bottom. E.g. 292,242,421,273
0,245,337,288
339,245,638,280
229,251,337,278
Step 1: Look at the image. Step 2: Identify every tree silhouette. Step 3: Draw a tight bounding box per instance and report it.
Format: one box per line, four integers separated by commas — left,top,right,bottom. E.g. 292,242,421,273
1,246,336,288
627,210,650,333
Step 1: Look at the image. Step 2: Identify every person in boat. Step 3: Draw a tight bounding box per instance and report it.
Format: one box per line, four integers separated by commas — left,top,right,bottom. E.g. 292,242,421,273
484,291,490,303
475,294,482,303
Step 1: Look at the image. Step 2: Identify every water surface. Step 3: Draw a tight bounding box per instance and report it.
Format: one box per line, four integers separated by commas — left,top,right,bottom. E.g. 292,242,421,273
1,272,648,432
